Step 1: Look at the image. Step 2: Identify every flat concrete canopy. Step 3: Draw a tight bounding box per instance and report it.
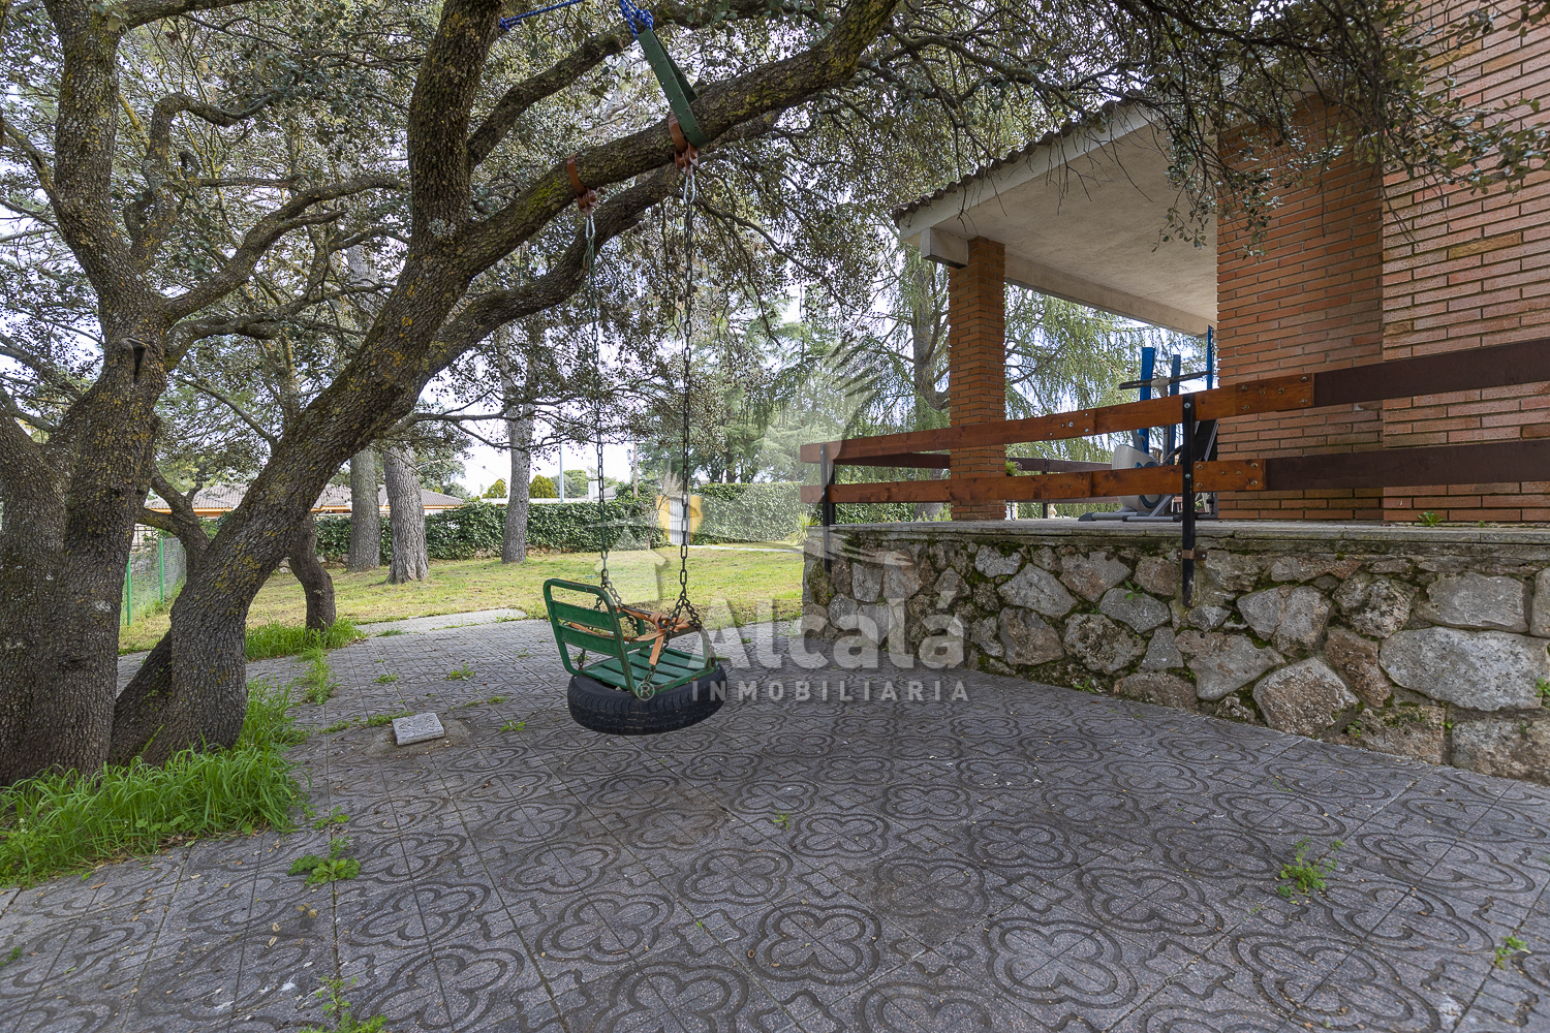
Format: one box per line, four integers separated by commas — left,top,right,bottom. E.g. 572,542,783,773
896,106,1217,335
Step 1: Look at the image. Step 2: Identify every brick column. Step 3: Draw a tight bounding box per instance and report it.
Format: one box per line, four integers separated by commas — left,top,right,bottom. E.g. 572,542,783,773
948,238,1007,521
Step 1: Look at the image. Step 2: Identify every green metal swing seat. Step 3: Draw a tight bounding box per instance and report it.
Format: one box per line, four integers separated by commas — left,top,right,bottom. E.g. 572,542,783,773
543,578,715,698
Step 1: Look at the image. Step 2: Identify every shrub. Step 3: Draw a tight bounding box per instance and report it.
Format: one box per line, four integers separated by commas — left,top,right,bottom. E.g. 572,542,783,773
529,474,557,499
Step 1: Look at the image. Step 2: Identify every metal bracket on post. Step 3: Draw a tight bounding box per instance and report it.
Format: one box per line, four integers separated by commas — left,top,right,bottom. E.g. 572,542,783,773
1179,394,1203,606
819,443,835,573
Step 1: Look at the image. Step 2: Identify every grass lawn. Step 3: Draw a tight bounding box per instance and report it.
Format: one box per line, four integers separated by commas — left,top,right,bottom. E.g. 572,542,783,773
120,544,806,654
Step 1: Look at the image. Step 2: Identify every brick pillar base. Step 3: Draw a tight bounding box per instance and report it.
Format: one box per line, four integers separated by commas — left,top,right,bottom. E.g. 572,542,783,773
948,238,1007,520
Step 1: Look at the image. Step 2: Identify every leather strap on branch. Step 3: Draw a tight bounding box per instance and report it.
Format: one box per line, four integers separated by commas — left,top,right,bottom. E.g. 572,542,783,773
668,114,699,172
566,156,597,215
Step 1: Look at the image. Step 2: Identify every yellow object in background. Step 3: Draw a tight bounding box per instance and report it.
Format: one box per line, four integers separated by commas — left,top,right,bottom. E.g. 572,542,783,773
657,494,702,544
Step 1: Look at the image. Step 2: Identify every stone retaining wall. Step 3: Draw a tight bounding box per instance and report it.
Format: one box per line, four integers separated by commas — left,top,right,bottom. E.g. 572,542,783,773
802,521,1550,784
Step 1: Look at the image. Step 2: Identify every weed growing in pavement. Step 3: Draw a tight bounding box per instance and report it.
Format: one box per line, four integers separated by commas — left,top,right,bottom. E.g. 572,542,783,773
1278,839,1343,899
447,666,474,680
289,837,360,886
499,721,526,733
1417,511,1443,527
377,629,405,637
312,808,348,831
300,976,385,1033
363,710,413,728
0,946,20,968
319,721,350,734
1496,935,1529,968
772,813,790,829
292,645,338,704
373,673,398,684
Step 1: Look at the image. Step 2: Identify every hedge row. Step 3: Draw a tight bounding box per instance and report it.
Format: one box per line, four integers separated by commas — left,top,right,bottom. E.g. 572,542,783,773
314,498,665,562
311,487,924,562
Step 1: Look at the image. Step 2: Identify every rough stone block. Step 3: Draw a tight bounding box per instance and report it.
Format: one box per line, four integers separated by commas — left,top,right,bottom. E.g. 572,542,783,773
1238,586,1331,652
1098,586,1171,633
1135,556,1179,598
1141,627,1184,671
1177,631,1283,701
1063,613,1142,674
1252,659,1357,738
884,556,924,601
970,616,1003,659
1207,552,1265,593
1323,627,1392,708
851,563,883,603
1333,575,1413,639
1452,717,1550,784
1059,551,1130,602
393,712,445,746
934,569,965,610
1343,705,1445,765
1533,568,1550,638
1000,608,1064,666
1270,556,1363,583
1380,627,1549,711
1114,672,1197,710
998,565,1076,617
975,548,1023,579
1417,573,1528,632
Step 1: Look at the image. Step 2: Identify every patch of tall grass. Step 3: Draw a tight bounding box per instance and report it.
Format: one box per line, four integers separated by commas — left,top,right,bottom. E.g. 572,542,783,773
0,682,307,888
246,618,364,661
291,645,337,704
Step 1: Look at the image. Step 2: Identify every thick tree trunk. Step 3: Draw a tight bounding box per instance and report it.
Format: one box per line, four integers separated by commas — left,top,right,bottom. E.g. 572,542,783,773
503,405,534,563
383,446,429,583
0,360,163,782
347,448,381,572
107,0,899,770
289,514,337,630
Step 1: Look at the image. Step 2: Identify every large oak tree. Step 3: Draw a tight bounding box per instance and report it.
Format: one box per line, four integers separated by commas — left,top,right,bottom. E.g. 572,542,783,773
1,0,1542,780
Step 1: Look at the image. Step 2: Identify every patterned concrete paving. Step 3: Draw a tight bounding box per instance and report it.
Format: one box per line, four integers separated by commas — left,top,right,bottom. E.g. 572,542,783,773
8,619,1550,1032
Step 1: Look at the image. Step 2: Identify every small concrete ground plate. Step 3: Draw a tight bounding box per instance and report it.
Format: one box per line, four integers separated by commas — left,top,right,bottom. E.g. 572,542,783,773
392,711,445,746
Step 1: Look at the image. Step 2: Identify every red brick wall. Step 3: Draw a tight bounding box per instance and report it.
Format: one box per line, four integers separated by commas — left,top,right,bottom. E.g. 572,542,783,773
1215,100,1387,520
1380,2,1550,522
948,237,1008,520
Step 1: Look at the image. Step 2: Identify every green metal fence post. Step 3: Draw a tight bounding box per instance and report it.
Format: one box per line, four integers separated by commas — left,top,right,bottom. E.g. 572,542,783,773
158,537,166,602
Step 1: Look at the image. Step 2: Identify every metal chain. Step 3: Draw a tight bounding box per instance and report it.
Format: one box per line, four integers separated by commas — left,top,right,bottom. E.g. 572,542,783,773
669,168,701,630
585,213,622,610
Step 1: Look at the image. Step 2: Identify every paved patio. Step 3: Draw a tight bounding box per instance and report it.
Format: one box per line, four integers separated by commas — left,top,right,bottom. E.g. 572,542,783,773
9,619,1550,1032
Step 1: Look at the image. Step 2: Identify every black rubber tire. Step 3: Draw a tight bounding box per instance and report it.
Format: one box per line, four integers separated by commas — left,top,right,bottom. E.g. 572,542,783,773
566,663,729,736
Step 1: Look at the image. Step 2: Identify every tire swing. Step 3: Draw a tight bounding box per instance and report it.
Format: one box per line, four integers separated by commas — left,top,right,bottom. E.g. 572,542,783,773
543,133,727,737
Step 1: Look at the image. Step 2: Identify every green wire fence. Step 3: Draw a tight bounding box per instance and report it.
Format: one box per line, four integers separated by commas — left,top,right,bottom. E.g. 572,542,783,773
122,534,188,626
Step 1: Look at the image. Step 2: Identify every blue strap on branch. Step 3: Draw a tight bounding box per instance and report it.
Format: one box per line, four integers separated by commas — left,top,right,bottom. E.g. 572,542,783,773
499,0,587,31
500,0,710,150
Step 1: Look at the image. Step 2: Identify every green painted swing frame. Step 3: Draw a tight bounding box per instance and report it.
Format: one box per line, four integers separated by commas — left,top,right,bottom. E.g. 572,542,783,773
543,579,715,700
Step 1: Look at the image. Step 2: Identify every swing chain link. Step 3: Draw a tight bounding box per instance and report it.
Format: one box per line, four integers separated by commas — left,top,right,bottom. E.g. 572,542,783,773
669,166,701,631
586,213,622,612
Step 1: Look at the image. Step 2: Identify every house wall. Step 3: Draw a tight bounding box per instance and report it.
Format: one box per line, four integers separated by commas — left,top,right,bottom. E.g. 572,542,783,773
1380,1,1550,522
1214,99,1387,520
1217,5,1550,524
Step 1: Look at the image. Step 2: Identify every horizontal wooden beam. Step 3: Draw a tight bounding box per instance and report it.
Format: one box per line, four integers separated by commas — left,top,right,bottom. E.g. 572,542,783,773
828,452,1112,472
799,337,1550,465
1264,438,1550,491
798,461,1263,505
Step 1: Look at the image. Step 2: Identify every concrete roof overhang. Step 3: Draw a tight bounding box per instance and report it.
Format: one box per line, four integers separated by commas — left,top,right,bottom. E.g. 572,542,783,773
894,106,1217,335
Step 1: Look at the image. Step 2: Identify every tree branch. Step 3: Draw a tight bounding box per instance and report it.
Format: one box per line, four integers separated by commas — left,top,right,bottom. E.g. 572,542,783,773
164,174,395,321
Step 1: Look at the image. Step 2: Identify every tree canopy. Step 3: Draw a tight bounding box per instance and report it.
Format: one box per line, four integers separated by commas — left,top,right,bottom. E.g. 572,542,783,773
0,0,1545,780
